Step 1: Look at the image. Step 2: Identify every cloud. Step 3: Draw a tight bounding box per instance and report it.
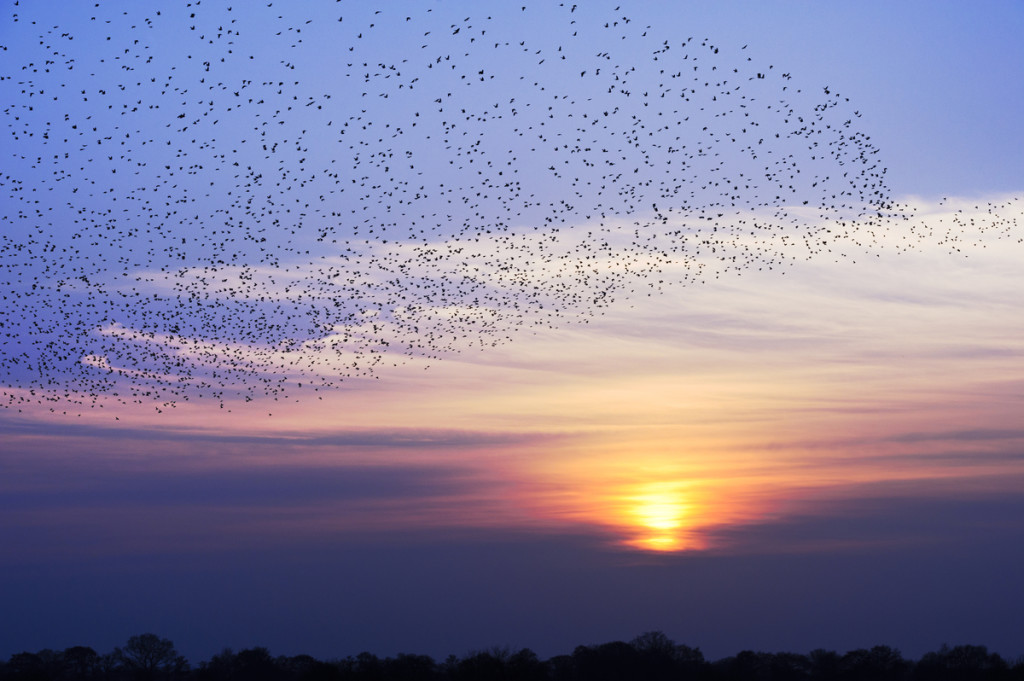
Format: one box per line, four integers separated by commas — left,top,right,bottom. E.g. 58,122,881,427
0,461,491,512
885,427,1024,444
699,483,1024,556
0,411,557,449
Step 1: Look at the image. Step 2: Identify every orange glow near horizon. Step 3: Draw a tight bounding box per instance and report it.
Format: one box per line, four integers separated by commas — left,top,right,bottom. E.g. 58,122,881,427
602,475,771,553
622,481,694,551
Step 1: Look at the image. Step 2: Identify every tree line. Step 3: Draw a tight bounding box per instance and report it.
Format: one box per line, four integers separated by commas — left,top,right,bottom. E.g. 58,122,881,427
2,631,1021,681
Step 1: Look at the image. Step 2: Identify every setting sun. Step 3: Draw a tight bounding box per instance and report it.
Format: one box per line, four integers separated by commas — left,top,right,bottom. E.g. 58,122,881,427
625,482,692,552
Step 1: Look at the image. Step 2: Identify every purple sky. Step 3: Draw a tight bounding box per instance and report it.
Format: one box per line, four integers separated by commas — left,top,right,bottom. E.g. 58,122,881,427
2,0,1024,664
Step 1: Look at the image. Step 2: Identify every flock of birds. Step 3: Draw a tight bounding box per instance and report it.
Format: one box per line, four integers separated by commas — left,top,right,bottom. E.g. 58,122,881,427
1,1,1018,414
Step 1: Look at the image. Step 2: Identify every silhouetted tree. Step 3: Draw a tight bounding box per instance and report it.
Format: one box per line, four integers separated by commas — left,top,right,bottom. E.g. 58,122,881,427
547,654,574,681
235,647,283,681
350,652,383,681
381,653,437,681
714,650,775,681
5,652,48,681
839,646,908,681
1010,656,1024,681
6,632,1024,681
916,644,1008,681
809,649,841,681
630,631,677,680
96,653,121,680
276,654,341,681
112,635,188,681
675,644,710,681
59,647,101,681
195,648,234,681
772,652,812,681
453,648,510,681
506,648,547,681
571,641,641,681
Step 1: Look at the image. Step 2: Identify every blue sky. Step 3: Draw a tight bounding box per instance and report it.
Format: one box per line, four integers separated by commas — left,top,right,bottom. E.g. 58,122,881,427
2,0,1024,664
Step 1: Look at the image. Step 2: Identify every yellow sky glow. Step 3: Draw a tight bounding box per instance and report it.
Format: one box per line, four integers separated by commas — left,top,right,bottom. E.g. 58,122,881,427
5,198,1024,554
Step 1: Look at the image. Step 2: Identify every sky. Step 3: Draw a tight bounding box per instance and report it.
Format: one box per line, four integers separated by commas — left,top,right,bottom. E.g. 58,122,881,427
2,0,1024,664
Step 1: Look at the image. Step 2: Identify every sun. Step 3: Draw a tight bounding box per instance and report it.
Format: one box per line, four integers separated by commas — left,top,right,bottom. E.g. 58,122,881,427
626,482,691,552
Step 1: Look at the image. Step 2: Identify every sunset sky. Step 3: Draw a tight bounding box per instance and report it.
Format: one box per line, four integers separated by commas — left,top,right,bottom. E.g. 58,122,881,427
2,0,1023,664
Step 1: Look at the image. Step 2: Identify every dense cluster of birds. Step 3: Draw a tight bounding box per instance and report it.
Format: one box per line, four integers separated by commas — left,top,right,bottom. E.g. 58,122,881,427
1,1,1018,413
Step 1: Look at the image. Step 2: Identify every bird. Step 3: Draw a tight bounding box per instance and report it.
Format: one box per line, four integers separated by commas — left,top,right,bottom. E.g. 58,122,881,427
0,1,1017,415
